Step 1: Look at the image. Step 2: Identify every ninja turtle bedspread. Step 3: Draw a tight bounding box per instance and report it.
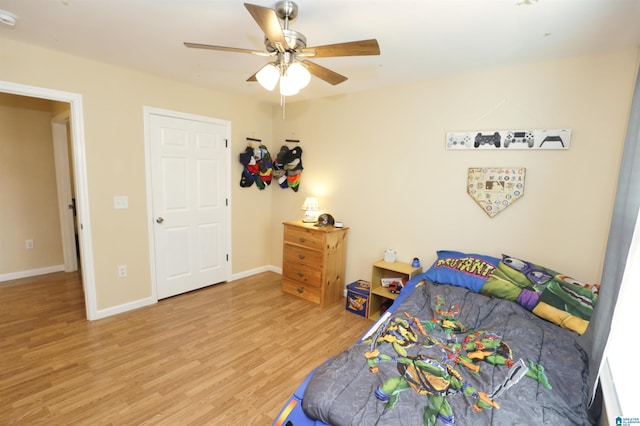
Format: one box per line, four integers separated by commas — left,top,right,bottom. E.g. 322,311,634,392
301,281,591,426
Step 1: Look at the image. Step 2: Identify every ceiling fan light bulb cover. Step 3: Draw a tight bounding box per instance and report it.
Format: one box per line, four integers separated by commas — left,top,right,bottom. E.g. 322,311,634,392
256,63,280,91
287,62,311,89
279,74,300,96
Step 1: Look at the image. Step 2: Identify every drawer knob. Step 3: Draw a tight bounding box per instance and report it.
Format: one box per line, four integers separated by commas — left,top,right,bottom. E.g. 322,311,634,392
297,287,304,294
298,254,306,260
297,272,304,278
299,237,306,243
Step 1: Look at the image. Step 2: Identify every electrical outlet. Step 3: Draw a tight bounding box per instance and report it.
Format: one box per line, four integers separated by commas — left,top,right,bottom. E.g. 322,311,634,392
26,239,34,249
117,265,127,278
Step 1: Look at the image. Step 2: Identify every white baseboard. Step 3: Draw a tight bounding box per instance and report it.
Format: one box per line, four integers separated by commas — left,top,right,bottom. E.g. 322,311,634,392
0,264,283,320
0,264,65,283
94,266,283,320
231,265,281,281
93,296,157,320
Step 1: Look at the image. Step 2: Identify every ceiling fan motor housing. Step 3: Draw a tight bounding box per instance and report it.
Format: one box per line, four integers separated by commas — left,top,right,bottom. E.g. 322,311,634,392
265,29,307,52
266,2,305,53
275,1,298,21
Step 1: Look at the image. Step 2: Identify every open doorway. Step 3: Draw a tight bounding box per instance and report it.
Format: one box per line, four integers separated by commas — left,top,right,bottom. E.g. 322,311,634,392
0,80,96,320
0,94,77,276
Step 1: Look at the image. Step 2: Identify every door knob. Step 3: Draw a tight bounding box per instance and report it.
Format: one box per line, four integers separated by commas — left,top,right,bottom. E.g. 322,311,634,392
156,217,164,224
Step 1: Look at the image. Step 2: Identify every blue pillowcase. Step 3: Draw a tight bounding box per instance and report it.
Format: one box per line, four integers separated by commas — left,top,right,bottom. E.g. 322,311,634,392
422,250,500,293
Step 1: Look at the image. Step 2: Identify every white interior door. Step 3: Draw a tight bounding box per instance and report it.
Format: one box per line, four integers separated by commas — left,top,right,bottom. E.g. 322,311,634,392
147,110,230,299
51,112,78,272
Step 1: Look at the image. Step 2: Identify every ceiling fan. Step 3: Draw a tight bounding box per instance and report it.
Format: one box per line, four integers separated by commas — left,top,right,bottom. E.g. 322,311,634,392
184,1,381,96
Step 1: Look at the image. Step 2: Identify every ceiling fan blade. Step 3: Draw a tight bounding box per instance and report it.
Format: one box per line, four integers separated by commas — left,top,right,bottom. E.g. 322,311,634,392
246,71,258,82
302,60,348,86
184,42,272,57
244,3,287,52
300,39,380,58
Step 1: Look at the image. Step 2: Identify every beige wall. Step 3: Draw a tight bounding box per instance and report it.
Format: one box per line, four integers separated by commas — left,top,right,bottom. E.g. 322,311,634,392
271,49,639,286
1,38,273,310
0,93,64,274
1,34,637,315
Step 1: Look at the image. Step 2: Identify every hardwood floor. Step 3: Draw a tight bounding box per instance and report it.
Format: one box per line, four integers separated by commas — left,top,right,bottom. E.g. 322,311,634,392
0,271,372,425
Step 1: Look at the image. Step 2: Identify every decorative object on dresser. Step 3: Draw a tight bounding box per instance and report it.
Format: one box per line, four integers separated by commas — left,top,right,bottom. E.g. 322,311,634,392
300,197,320,223
282,221,348,307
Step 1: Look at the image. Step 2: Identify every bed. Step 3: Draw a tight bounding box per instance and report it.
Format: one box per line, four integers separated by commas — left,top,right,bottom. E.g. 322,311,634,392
273,251,599,426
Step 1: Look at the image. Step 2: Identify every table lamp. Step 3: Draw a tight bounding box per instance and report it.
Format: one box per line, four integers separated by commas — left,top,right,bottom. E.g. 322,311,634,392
301,197,320,223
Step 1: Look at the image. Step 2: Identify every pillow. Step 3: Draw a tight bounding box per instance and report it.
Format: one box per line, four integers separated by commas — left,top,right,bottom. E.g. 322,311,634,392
481,254,600,334
422,250,500,293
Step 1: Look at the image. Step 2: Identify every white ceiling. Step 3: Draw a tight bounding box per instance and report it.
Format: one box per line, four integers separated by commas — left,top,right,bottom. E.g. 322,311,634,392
1,0,639,105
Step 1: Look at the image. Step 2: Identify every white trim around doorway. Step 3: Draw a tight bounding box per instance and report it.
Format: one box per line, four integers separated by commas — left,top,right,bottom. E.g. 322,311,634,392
0,80,98,320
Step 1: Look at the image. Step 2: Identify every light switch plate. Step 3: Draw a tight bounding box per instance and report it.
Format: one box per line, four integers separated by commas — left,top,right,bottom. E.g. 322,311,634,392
113,196,128,209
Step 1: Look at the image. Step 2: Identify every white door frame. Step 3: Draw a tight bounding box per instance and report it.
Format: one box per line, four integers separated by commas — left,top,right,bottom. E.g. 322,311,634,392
143,106,232,301
0,80,97,320
51,111,79,273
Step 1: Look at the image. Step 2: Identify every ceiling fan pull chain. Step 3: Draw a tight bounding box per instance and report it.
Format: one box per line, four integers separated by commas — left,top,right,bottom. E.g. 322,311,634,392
281,94,286,119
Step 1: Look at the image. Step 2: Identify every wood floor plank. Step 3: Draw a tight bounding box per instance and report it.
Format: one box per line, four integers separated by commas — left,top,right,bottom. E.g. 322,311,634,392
0,270,371,424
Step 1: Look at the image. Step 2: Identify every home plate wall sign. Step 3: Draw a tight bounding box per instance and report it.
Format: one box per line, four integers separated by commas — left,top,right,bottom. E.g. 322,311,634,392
446,129,571,150
468,167,526,217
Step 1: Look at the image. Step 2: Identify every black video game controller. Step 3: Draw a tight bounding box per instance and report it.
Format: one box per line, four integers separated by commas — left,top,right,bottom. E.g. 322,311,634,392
540,135,564,147
474,132,501,148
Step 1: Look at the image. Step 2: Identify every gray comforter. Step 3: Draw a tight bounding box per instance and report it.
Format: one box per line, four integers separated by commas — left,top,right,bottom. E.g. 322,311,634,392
302,281,591,425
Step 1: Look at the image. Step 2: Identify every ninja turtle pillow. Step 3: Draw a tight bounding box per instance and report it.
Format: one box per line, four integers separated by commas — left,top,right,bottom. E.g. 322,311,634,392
480,254,600,334
422,250,500,293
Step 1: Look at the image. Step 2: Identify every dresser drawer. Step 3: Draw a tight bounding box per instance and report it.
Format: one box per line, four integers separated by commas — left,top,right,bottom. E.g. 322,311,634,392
282,221,348,307
283,243,323,266
283,261,322,287
284,225,323,250
282,277,321,304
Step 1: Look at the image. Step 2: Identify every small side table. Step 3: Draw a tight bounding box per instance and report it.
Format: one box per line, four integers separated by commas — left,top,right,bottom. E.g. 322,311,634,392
368,259,422,320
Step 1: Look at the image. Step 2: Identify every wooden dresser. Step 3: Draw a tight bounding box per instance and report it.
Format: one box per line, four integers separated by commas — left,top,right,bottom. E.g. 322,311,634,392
282,221,348,307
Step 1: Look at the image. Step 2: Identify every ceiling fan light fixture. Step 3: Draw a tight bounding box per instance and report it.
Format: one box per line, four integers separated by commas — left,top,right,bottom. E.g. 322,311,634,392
184,2,380,101
256,63,280,91
279,73,300,96
287,62,311,89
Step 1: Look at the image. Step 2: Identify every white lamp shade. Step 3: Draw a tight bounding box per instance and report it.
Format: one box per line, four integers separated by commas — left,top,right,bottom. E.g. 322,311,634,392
301,197,320,222
256,63,280,91
279,74,300,96
287,62,311,89
301,197,319,211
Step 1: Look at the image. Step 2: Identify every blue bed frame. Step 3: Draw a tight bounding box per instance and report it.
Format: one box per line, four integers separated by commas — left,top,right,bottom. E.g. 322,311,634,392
272,275,425,426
